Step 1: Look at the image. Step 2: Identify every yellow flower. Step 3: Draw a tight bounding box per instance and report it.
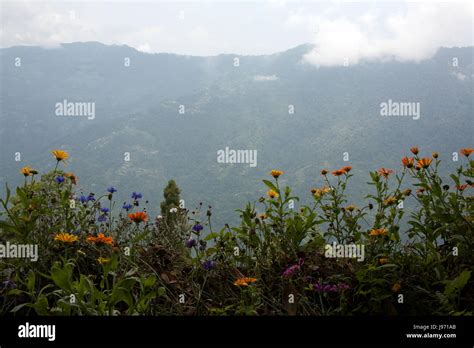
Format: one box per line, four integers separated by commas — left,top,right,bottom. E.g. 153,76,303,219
369,228,388,236
54,232,79,243
270,170,284,179
267,189,279,199
346,204,357,212
97,257,111,265
20,166,33,177
258,214,267,220
392,282,402,293
234,277,257,286
383,197,397,206
52,149,69,162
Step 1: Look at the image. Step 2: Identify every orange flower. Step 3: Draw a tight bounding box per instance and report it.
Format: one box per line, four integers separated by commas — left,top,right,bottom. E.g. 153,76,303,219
460,148,474,157
456,184,468,191
20,166,34,177
432,152,439,159
87,233,114,246
369,228,387,236
342,166,352,173
54,232,79,243
267,189,279,199
378,258,389,265
234,277,257,286
52,149,69,162
128,211,148,223
64,172,77,185
270,170,284,179
310,188,317,194
401,157,414,168
410,147,419,155
377,168,394,178
417,158,432,169
416,188,425,194
332,169,345,176
392,282,402,293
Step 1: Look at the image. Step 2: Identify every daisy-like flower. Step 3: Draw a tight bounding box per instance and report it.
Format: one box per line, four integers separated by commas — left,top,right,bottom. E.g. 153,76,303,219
346,204,357,212
87,233,114,246
267,189,279,199
332,169,345,176
401,157,414,168
270,170,284,179
383,197,397,206
128,211,148,223
97,257,111,265
54,232,79,243
20,166,35,177
417,158,432,169
369,228,387,236
52,149,69,162
258,213,267,220
392,282,402,293
410,147,419,155
64,172,77,185
234,277,257,287
377,168,394,178
342,166,352,173
460,148,474,158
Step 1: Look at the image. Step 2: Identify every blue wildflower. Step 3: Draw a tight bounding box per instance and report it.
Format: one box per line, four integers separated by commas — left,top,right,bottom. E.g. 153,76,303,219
193,223,203,233
107,186,117,193
101,207,109,213
79,195,88,203
122,203,133,211
55,176,65,184
88,194,96,201
98,215,107,222
131,192,143,200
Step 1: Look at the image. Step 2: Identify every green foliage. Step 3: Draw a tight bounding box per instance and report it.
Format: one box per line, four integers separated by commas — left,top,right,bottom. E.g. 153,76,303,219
1,148,473,315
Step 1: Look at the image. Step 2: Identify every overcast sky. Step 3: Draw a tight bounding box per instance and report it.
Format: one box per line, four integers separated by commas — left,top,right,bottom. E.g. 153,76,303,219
1,0,472,66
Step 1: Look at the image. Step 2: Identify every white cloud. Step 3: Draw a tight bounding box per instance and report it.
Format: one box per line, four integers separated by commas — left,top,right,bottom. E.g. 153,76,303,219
302,2,473,67
254,74,279,81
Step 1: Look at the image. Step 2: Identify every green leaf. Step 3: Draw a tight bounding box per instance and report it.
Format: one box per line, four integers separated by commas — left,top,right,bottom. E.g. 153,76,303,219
262,180,278,192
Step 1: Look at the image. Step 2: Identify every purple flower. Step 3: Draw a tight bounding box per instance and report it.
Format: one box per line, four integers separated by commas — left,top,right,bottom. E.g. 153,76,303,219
185,238,197,248
282,258,304,278
283,264,300,278
55,176,65,184
131,192,142,200
2,280,16,289
192,223,203,232
98,215,107,222
101,207,109,213
122,203,133,211
202,260,216,271
107,186,117,193
88,194,96,201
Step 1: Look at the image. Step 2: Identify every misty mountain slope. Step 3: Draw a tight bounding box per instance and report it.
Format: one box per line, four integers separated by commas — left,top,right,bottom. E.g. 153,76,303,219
1,42,472,226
